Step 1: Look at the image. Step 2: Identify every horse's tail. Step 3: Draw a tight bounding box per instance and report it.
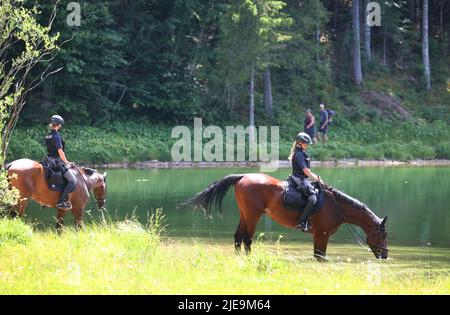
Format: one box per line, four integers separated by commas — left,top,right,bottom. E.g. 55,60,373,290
4,162,12,171
3,162,13,189
179,174,245,216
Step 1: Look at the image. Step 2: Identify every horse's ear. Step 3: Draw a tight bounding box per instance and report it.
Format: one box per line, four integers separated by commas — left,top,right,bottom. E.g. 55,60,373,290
381,216,387,227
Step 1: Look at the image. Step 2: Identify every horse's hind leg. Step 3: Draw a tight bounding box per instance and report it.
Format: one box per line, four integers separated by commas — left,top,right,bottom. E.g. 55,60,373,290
234,184,265,255
9,198,29,218
235,206,264,255
236,207,262,255
243,218,259,254
234,220,245,254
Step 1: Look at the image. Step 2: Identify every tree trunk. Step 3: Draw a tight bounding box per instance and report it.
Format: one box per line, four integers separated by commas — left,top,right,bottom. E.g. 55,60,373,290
316,23,320,63
364,0,372,61
383,28,387,65
416,0,421,31
440,0,444,41
422,0,431,91
315,0,321,62
249,66,256,154
352,0,363,85
250,66,255,124
263,67,274,120
409,0,416,22
334,0,339,32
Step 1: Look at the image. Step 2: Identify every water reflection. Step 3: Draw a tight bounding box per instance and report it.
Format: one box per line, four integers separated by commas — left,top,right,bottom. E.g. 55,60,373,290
25,166,450,249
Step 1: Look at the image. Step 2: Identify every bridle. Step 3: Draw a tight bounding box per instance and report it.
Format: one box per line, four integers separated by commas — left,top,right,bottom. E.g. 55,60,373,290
324,185,388,257
71,165,106,210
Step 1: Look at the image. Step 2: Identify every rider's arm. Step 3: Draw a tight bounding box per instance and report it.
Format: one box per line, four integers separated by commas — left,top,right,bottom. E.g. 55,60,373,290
303,168,320,182
295,153,319,182
58,149,70,165
53,133,70,164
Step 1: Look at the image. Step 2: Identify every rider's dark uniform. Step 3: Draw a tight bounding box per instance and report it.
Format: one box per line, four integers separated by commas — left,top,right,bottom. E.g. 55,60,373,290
292,146,317,230
45,129,77,208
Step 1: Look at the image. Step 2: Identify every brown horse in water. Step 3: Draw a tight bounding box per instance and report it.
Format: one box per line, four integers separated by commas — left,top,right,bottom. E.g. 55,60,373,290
182,173,388,260
6,159,107,230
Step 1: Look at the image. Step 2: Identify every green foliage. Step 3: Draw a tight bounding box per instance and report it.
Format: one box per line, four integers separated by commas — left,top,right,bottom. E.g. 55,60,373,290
0,221,449,294
436,142,450,159
0,169,20,213
0,218,33,245
7,116,449,164
2,0,448,164
7,129,46,161
7,122,174,164
1,0,60,213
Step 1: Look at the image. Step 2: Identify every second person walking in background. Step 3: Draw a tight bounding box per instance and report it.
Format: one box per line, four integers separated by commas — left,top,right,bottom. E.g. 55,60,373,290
317,104,329,143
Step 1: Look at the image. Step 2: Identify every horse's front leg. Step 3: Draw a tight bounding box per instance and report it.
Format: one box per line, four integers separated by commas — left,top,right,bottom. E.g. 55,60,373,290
313,232,330,262
56,208,67,234
71,206,84,230
18,198,29,217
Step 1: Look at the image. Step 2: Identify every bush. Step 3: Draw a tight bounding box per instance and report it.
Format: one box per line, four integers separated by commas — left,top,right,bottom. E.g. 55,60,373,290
409,141,436,159
0,219,33,245
436,142,450,159
383,143,413,161
5,119,450,163
311,147,332,161
7,134,46,162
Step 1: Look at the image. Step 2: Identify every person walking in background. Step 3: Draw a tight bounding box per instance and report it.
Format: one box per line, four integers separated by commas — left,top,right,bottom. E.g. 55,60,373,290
304,109,317,144
317,104,329,143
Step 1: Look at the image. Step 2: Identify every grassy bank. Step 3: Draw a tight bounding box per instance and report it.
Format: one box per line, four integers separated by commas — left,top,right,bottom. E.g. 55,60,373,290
7,118,450,164
0,217,449,295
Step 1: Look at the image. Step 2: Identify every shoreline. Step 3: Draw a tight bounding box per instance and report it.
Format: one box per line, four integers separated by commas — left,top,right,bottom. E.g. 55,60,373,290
91,159,450,169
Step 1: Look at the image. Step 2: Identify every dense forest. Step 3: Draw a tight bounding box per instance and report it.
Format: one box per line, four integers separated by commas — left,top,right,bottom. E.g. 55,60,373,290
5,0,450,162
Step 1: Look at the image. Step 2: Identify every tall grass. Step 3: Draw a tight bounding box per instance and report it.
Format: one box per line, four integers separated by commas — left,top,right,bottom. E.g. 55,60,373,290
0,216,449,295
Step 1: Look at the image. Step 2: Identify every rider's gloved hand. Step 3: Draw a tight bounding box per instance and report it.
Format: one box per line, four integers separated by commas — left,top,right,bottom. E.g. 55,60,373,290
317,176,325,185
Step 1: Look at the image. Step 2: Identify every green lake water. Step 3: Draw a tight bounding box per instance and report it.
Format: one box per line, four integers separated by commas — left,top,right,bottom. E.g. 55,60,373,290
25,166,449,249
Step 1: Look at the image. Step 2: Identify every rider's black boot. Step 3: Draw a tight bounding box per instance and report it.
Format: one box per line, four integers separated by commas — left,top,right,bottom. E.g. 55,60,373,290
295,194,317,232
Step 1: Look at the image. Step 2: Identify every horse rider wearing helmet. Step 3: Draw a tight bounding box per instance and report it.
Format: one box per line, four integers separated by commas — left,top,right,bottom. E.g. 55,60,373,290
45,115,77,210
288,132,323,232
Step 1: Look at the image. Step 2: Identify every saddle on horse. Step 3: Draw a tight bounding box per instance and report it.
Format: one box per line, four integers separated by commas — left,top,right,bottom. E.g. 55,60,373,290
41,157,75,193
282,175,324,215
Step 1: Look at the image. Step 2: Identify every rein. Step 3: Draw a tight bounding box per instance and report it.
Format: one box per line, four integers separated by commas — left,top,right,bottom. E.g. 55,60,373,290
71,165,100,211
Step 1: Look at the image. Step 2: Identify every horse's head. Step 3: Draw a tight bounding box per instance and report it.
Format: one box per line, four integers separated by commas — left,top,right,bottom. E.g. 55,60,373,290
82,168,107,209
327,187,388,260
367,216,388,259
93,171,107,209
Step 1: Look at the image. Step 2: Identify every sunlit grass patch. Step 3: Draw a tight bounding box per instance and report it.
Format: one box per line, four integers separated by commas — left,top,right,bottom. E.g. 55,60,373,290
0,216,449,295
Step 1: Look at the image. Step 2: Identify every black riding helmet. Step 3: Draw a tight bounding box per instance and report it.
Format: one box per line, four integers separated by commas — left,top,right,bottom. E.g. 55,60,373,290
51,115,65,125
296,132,313,145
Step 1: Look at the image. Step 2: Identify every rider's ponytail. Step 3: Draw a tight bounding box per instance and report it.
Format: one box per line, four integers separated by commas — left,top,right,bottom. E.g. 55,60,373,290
288,141,298,161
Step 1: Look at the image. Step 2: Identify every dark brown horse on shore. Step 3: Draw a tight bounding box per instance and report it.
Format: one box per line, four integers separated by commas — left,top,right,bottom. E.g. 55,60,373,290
6,159,107,230
182,173,388,260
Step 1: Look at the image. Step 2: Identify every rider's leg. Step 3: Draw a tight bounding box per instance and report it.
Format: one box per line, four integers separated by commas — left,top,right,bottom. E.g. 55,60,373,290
296,193,317,231
57,170,77,209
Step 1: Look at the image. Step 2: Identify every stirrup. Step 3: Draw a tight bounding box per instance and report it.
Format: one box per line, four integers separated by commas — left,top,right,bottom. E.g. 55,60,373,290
295,221,311,232
56,201,72,210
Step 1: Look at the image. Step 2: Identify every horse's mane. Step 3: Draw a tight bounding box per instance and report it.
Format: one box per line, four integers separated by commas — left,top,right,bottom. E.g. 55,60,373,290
82,167,97,176
326,185,380,222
